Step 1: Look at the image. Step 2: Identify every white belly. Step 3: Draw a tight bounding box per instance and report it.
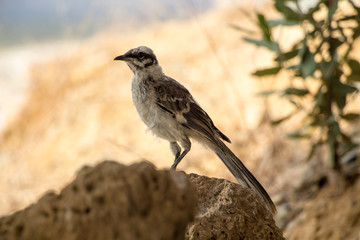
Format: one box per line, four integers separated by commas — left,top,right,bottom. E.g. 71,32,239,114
131,78,183,142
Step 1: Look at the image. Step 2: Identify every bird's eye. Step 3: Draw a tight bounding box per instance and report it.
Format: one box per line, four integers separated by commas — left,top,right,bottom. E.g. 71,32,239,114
138,52,145,59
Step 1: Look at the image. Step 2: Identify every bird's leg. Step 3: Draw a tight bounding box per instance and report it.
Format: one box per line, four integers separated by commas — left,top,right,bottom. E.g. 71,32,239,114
171,149,190,170
169,139,191,170
170,142,181,166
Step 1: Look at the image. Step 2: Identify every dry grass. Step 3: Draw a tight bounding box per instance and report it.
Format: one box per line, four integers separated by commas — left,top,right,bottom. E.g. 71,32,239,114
0,5,359,219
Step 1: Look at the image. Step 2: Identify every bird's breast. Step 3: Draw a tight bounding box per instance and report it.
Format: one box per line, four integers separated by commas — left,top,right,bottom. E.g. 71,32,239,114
131,77,157,127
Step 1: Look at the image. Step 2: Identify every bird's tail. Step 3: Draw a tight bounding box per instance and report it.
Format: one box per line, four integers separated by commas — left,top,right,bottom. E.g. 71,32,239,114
213,139,276,214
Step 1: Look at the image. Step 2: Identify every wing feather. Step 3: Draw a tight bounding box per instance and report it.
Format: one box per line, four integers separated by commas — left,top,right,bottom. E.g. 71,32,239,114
154,76,230,143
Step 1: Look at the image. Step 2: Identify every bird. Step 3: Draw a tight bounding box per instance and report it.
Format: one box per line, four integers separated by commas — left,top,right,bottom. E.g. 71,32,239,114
114,46,276,213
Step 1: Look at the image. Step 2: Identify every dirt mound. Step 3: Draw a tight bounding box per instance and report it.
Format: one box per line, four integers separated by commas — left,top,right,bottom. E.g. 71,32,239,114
0,161,283,240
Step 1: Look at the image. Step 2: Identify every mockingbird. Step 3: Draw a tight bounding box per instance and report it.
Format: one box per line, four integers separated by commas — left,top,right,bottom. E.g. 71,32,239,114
114,46,276,213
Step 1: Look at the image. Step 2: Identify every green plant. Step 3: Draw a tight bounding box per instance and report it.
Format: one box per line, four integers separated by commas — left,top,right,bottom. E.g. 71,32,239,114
233,0,359,172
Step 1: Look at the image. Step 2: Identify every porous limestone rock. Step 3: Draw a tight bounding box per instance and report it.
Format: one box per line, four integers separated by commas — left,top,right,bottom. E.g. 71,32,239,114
186,174,284,240
0,161,284,240
0,161,195,240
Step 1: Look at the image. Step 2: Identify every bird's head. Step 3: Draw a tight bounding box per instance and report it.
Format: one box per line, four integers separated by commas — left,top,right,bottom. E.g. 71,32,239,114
114,46,160,74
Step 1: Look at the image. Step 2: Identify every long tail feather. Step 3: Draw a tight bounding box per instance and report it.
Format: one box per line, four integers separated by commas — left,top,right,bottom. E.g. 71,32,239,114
214,140,276,214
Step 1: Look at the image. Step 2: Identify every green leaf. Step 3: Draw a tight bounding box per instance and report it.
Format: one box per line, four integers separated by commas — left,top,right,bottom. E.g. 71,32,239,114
242,37,280,52
340,132,353,144
327,120,341,169
282,87,309,96
339,132,359,156
274,49,299,62
320,60,338,79
327,0,338,20
348,74,360,81
287,97,301,108
340,142,359,157
347,59,360,82
340,113,360,121
329,79,355,111
329,121,341,141
328,37,343,51
313,84,325,111
333,80,358,94
270,112,294,125
257,90,277,96
286,64,300,70
286,129,311,139
303,2,321,18
300,45,316,78
353,26,360,39
306,140,323,161
267,18,298,27
335,93,347,110
275,1,301,21
228,23,255,35
348,59,360,71
253,66,281,76
257,13,272,42
338,15,359,22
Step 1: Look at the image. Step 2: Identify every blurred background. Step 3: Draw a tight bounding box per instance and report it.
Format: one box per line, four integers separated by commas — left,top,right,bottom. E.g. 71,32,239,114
0,0,359,239
0,0,214,131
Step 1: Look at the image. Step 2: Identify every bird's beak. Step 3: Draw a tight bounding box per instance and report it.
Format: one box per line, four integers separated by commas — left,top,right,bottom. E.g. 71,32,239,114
114,55,128,61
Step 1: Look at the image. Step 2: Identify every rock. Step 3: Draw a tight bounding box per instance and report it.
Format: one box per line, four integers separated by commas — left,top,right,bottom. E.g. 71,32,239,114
0,161,196,240
0,161,284,240
186,174,284,240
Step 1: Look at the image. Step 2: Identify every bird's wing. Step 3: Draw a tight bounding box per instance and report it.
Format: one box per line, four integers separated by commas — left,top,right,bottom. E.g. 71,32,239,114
154,76,230,143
